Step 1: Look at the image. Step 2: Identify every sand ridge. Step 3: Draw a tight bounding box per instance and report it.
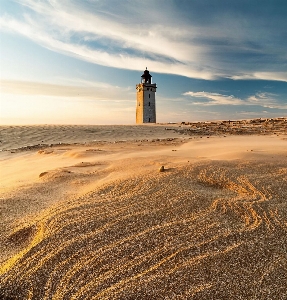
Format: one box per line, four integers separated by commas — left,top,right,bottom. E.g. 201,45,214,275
1,159,287,299
0,123,287,299
0,124,182,151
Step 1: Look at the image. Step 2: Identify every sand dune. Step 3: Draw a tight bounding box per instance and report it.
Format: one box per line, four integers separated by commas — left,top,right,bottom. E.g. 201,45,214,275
0,124,181,151
0,123,287,299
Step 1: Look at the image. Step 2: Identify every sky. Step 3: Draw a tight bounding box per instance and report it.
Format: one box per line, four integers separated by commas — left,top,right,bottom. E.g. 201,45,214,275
0,0,286,125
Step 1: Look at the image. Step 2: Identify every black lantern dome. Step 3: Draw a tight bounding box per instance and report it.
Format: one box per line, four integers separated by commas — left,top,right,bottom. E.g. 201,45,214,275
141,67,152,84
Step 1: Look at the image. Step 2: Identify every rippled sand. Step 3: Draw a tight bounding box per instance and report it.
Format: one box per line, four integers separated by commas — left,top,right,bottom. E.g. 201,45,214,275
0,125,287,299
0,124,181,151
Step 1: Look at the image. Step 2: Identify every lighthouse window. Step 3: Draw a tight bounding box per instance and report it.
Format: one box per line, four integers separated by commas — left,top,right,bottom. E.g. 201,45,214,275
147,88,149,91
149,102,150,106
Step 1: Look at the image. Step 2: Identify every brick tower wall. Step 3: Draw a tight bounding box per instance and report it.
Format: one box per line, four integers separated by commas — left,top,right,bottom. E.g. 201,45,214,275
136,83,156,124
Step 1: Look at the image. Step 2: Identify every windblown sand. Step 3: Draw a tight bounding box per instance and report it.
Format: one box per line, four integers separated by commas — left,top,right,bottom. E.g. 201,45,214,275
0,122,287,299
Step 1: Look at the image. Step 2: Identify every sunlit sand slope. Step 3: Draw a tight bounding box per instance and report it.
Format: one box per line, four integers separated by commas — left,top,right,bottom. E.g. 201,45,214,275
1,159,287,299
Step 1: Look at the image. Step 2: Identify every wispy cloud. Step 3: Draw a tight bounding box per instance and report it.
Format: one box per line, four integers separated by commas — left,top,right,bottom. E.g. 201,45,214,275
247,92,287,109
0,1,212,79
183,91,244,105
183,91,287,109
1,0,286,81
230,72,287,82
0,79,133,100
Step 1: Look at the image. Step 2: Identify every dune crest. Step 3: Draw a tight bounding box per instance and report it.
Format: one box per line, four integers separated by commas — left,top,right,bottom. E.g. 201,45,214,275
0,124,287,299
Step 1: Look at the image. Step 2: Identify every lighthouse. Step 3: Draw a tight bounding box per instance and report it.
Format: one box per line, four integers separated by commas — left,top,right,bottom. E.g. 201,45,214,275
136,68,157,124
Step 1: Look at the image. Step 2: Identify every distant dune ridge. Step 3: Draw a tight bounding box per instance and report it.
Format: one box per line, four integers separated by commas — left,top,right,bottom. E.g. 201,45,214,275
0,117,286,152
0,119,287,299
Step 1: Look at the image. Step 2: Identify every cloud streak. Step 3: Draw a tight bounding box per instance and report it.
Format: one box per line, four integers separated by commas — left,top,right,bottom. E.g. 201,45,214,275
183,91,287,109
0,79,133,101
1,0,286,81
183,91,244,106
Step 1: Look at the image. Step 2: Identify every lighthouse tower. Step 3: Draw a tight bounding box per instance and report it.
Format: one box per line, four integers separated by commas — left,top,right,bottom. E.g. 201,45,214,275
136,68,157,124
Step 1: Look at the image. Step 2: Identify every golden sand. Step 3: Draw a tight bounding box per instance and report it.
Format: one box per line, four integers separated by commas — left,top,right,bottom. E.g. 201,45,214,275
0,121,287,299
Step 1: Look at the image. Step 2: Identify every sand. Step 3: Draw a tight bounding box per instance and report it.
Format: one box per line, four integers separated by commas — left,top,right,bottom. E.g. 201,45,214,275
0,120,287,299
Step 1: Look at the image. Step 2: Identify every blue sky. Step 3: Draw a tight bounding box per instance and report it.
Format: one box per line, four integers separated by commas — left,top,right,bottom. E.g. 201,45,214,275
0,0,286,124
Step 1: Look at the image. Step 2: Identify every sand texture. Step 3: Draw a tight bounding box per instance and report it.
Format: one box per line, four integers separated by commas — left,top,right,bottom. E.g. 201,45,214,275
0,121,287,299
0,124,182,152
175,117,287,136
